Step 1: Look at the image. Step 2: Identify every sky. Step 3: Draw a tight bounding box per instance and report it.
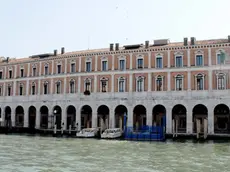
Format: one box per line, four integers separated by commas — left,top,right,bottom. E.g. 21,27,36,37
0,0,230,58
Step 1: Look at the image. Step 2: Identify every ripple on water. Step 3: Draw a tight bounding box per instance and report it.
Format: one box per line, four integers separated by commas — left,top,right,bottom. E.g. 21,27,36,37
1,135,230,172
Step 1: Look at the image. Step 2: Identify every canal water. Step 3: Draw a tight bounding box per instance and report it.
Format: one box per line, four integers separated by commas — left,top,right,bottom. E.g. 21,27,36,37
0,135,230,172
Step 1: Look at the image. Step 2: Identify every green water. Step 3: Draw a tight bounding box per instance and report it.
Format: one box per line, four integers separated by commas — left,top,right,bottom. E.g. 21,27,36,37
0,135,230,172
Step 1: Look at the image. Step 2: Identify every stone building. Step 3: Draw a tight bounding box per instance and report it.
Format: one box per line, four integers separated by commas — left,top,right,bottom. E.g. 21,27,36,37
0,36,230,135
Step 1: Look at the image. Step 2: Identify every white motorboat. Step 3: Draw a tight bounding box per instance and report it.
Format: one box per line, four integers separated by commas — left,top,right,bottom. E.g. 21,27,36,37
76,128,99,138
101,128,123,139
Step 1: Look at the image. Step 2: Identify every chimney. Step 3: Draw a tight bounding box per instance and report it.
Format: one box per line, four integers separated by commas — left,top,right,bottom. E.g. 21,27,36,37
61,47,65,54
54,49,57,56
110,43,114,51
115,43,119,51
183,38,188,46
145,40,149,48
191,37,196,45
228,35,230,43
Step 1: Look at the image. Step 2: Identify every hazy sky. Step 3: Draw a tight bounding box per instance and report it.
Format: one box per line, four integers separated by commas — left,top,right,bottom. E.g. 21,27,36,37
1,0,230,57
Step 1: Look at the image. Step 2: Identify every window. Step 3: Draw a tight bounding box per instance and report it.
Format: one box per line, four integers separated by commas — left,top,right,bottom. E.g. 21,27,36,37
70,80,75,93
0,71,2,79
19,84,23,95
101,78,108,92
44,65,49,75
196,55,203,66
175,56,183,67
102,61,107,71
84,78,91,94
44,82,48,95
156,76,163,91
31,83,35,95
156,57,163,68
57,65,61,74
118,77,125,92
56,81,61,94
175,75,183,91
86,62,91,72
217,73,226,90
71,63,75,73
137,58,143,69
136,76,144,92
196,74,204,90
20,69,24,77
119,59,125,70
32,67,36,76
9,70,12,78
8,86,11,96
217,52,225,65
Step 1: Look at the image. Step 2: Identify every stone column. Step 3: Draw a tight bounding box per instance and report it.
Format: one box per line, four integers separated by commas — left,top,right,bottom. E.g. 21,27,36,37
111,74,114,93
94,75,97,93
208,48,212,66
62,106,67,131
127,106,133,127
35,108,40,129
95,55,98,72
146,106,152,126
187,71,191,91
187,49,190,67
109,107,115,128
166,106,172,134
78,57,81,72
186,106,193,134
167,72,171,91
208,70,212,91
76,107,81,131
129,53,133,69
148,52,151,68
92,112,97,128
167,50,170,68
24,109,28,128
129,74,133,92
148,73,151,92
11,108,15,127
208,104,214,134
112,55,115,70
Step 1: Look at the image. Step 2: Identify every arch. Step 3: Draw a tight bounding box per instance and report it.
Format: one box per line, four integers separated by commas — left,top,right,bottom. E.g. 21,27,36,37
28,106,36,129
40,106,49,129
152,104,166,127
53,105,62,129
214,104,230,134
5,106,11,127
172,104,187,133
97,105,110,131
80,105,92,130
66,105,76,130
114,105,128,129
192,104,208,133
15,106,24,127
133,105,146,130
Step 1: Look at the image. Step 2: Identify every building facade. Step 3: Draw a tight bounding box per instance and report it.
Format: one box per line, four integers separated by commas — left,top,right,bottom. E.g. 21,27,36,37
1,37,230,135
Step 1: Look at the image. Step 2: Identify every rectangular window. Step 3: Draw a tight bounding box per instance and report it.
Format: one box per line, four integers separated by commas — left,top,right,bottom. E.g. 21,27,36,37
119,80,125,92
9,70,12,78
71,63,75,73
175,56,183,67
86,62,91,72
197,76,204,90
32,68,36,76
176,78,183,90
137,79,144,92
19,86,23,95
102,61,107,71
44,84,48,95
156,78,162,91
32,85,35,95
196,55,203,66
20,69,24,77
156,57,163,68
70,82,75,93
56,83,61,94
101,80,107,92
0,71,2,79
119,60,125,70
8,87,11,96
137,59,143,69
44,66,48,75
57,65,61,74
85,81,91,92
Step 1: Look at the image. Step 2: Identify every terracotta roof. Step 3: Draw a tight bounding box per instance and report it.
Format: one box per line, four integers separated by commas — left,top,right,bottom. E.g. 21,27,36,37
1,38,229,64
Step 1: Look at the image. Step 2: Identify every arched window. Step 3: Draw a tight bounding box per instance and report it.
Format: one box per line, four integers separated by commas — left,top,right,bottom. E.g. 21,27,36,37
31,82,36,95
43,81,48,95
69,79,75,93
175,74,183,91
136,76,144,92
56,81,61,94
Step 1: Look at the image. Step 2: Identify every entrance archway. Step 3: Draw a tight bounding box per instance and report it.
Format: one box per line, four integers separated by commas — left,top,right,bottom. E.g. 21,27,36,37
133,105,146,130
28,106,36,129
152,104,166,127
172,104,187,133
15,106,24,127
53,106,62,129
40,106,48,129
81,105,92,129
192,104,208,133
214,104,230,134
114,105,128,130
97,105,109,131
66,105,76,130
5,106,11,127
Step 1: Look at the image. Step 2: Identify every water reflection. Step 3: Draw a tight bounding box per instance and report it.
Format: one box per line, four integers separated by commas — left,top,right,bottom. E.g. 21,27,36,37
0,135,230,172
